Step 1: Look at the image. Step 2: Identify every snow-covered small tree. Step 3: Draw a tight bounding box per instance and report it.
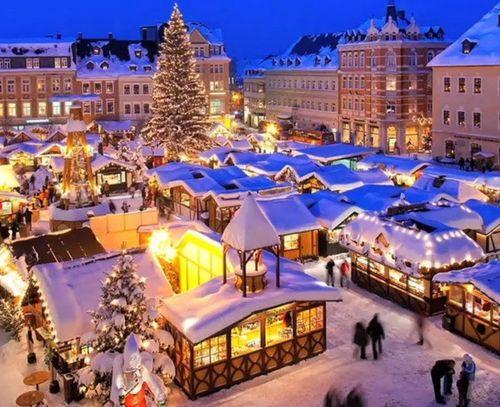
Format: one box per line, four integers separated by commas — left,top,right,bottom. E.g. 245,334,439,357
143,4,214,160
116,136,134,163
0,298,24,341
422,131,432,153
78,252,175,404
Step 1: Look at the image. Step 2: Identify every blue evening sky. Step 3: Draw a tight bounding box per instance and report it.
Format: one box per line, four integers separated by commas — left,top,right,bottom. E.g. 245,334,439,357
1,0,494,62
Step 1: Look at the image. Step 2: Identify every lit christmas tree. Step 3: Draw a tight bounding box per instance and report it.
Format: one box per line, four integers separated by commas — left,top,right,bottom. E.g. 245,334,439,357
0,298,24,342
143,4,214,160
78,252,175,404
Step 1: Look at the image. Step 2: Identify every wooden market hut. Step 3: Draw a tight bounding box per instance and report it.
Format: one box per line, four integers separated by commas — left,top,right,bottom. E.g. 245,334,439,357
340,213,485,315
91,154,135,194
434,261,499,353
464,199,500,258
29,249,173,402
161,194,341,399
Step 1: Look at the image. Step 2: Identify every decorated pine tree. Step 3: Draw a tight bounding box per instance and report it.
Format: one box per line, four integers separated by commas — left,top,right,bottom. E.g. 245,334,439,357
78,252,175,404
143,4,213,160
116,135,134,163
0,298,24,341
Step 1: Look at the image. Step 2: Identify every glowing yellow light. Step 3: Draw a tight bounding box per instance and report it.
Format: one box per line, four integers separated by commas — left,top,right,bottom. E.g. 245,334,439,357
150,229,177,262
265,122,278,136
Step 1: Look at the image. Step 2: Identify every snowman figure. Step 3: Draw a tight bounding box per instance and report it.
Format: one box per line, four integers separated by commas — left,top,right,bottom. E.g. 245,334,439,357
111,334,167,407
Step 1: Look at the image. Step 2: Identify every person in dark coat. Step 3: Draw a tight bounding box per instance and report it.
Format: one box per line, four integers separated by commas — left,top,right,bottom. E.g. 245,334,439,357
325,258,335,287
24,207,32,231
0,222,10,242
366,314,385,359
465,158,470,171
353,322,368,360
15,209,23,225
457,371,469,407
29,174,35,189
121,201,130,213
458,157,465,170
431,359,455,404
10,220,19,240
109,200,116,214
103,181,110,197
323,386,342,407
345,387,365,407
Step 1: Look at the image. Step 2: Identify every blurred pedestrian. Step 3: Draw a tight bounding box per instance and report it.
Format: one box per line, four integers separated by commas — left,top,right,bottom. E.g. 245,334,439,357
325,258,335,286
24,206,32,232
366,314,385,360
121,201,130,213
353,322,368,360
431,359,455,404
340,259,350,288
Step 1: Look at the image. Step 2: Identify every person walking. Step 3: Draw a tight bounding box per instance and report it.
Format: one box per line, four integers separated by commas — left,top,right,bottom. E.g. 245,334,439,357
414,312,427,346
29,174,36,190
10,219,19,240
458,157,465,170
366,314,385,360
121,201,130,213
461,354,476,404
340,259,350,288
465,158,470,171
103,181,110,197
109,200,116,214
353,322,368,360
24,206,32,232
325,258,335,287
0,222,10,243
457,370,469,407
430,359,455,405
141,184,147,204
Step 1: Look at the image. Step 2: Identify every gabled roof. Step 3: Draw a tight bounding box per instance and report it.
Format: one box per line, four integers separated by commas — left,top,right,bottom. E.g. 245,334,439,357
297,144,373,164
428,3,500,67
434,261,500,303
358,155,430,176
465,199,500,234
222,193,280,251
308,198,360,230
413,174,488,203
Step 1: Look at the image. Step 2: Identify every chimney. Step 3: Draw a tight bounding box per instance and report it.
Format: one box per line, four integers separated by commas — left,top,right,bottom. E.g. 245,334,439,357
77,32,83,40
56,33,62,40
141,27,148,41
397,10,406,20
108,32,113,40
386,0,398,22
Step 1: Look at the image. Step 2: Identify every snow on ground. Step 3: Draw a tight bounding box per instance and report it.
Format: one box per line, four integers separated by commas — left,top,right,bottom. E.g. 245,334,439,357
1,259,499,406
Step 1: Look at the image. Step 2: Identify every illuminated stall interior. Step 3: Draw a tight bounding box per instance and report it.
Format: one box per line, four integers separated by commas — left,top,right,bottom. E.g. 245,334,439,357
341,212,485,315
435,261,499,354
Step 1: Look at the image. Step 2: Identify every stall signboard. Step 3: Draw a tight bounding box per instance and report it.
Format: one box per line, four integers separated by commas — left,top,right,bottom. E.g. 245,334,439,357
0,201,12,216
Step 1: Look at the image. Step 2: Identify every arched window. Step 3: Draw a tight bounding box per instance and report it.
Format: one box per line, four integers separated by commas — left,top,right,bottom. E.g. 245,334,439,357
354,76,359,89
360,76,365,89
360,52,365,67
409,51,418,67
445,140,455,159
386,51,396,68
348,53,353,67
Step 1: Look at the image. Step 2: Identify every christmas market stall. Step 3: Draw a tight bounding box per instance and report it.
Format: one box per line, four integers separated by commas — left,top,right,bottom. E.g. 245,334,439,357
91,154,135,194
160,194,341,399
29,249,173,401
464,199,500,258
0,164,27,218
340,212,485,314
358,155,429,186
294,144,373,169
434,261,499,353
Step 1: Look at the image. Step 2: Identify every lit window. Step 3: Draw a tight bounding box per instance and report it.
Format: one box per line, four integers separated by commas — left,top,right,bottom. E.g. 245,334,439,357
134,50,142,58
106,81,114,94
386,76,397,91
443,110,450,125
38,101,47,116
210,99,222,115
32,58,40,69
458,78,466,93
94,82,102,94
283,234,299,250
458,111,466,126
8,102,16,117
26,58,33,69
52,101,61,116
473,112,481,128
64,101,72,115
61,58,68,68
265,307,293,346
22,102,31,117
100,62,110,70
473,78,481,94
123,84,131,95
443,77,451,92
296,306,324,335
231,318,261,356
54,58,61,68
37,78,45,92
193,335,226,368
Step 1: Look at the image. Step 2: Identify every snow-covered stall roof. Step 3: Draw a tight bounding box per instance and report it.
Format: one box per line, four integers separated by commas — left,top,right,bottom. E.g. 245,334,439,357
358,155,429,175
161,253,341,343
222,193,280,251
198,147,236,164
32,249,173,343
91,154,135,172
356,169,393,186
257,195,322,235
424,166,500,192
0,164,20,190
48,201,110,222
341,213,484,273
308,198,360,230
241,153,314,177
296,144,373,164
341,185,405,212
225,138,253,151
465,199,500,234
413,174,488,203
434,261,500,303
428,3,500,67
97,120,134,133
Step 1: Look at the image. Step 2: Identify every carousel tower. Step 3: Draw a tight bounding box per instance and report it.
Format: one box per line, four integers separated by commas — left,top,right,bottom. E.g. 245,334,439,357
61,104,97,207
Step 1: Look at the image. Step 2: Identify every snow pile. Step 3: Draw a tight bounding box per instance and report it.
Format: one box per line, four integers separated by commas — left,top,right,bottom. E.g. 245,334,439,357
413,174,488,203
31,249,173,343
161,252,341,343
341,212,485,273
434,260,500,303
358,154,429,175
465,199,500,234
48,201,110,222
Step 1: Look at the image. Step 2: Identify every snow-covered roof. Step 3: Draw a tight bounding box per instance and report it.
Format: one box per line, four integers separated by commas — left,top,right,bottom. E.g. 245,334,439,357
296,144,373,164
341,185,405,212
198,147,236,163
257,195,321,235
356,168,393,186
424,166,500,191
97,120,134,133
434,261,500,303
225,138,253,151
48,201,110,222
0,165,20,191
341,212,485,273
91,154,135,172
358,155,429,176
161,252,341,343
465,199,500,234
222,193,280,251
32,249,173,343
413,174,488,203
308,198,361,230
238,153,315,177
0,37,74,58
428,3,500,67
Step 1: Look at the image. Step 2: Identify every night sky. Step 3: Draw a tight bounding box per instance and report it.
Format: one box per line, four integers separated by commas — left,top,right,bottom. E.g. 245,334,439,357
1,0,494,62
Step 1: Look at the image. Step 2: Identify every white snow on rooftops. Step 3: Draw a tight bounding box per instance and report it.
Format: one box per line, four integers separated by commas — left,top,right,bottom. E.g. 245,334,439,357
358,155,429,175
222,193,280,251
161,252,341,344
297,144,373,163
465,199,500,234
413,174,488,203
428,3,500,67
32,249,173,343
434,260,500,303
341,212,484,273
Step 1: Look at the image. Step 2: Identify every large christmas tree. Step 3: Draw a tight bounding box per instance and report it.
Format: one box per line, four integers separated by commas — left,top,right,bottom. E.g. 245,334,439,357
78,252,175,403
144,4,213,160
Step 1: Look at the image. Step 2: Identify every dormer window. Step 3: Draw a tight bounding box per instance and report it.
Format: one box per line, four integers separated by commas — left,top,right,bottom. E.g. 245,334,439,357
462,39,477,54
93,46,101,55
86,61,95,70
100,61,110,70
144,65,152,72
134,50,142,58
129,64,137,72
